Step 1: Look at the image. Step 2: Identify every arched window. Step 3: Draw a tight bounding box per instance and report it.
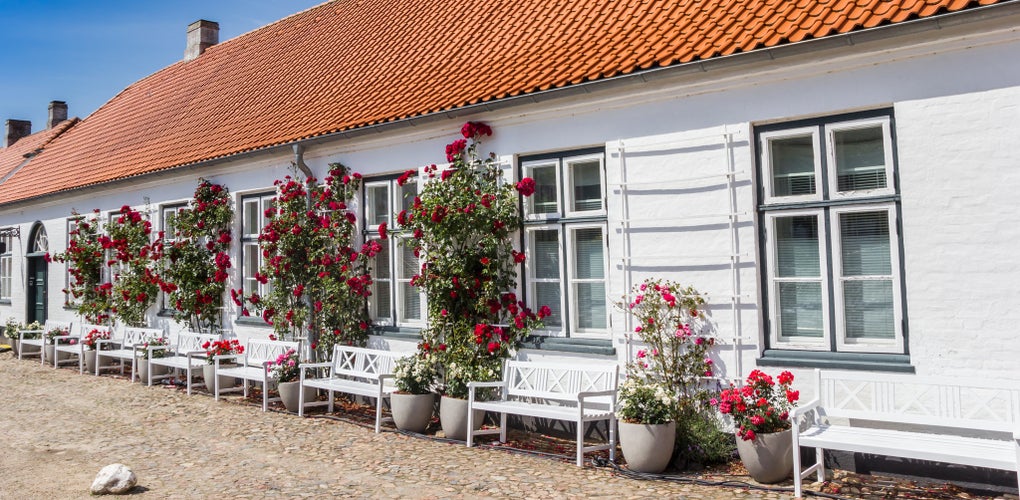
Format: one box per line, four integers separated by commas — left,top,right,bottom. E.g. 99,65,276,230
28,223,48,254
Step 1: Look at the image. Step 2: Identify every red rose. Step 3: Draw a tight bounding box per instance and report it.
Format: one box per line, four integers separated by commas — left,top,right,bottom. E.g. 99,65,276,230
516,177,536,197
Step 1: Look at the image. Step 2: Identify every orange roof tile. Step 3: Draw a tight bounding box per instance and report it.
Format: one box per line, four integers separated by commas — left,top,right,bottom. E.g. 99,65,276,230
0,0,1002,205
0,119,77,184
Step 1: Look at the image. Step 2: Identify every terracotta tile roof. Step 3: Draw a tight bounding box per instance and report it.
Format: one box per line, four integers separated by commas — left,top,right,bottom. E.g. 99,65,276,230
0,0,1002,205
0,119,77,184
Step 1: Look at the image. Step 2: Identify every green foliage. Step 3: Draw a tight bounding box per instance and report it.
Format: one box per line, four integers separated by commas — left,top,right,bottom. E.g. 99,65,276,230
393,353,440,395
160,179,234,331
616,376,674,425
106,205,159,327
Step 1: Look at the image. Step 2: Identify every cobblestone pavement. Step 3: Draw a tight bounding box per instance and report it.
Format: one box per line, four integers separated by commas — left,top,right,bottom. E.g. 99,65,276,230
1,352,1013,499
0,352,798,499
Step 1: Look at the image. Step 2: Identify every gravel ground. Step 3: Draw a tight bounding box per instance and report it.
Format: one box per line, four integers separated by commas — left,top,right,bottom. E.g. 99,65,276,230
0,350,800,499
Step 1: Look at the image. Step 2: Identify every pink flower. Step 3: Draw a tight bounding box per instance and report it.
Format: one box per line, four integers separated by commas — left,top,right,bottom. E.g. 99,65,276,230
636,349,646,359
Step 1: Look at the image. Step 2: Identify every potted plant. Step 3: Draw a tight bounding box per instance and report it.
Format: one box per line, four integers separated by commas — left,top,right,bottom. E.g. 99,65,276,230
201,339,243,391
713,369,799,483
616,376,676,473
80,327,111,373
136,336,170,382
5,318,23,356
43,326,71,363
391,351,439,433
619,278,732,471
267,348,313,412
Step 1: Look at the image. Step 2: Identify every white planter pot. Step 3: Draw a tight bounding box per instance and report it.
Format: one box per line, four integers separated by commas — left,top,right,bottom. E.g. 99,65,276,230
202,364,237,392
619,421,676,473
735,428,793,484
392,392,435,433
84,350,97,373
439,395,484,441
278,380,316,412
10,338,19,356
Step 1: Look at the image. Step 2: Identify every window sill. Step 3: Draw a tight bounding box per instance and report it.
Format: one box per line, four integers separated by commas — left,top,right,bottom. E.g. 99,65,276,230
519,336,616,356
371,325,422,341
0,299,10,305
156,309,176,318
758,349,914,373
234,316,273,328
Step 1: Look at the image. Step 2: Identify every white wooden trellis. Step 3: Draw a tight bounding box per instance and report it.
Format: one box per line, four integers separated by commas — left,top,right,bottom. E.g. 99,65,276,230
614,127,751,379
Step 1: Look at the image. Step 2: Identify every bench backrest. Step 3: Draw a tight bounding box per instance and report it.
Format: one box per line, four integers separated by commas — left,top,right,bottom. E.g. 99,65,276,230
119,327,164,348
504,360,618,404
242,339,300,368
45,320,74,336
174,332,221,355
330,345,404,380
80,323,112,339
815,369,1019,433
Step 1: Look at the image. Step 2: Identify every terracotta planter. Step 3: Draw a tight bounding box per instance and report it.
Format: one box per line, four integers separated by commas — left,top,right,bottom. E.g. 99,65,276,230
735,428,793,483
202,364,237,392
439,395,483,441
278,380,316,412
619,421,676,473
392,392,435,433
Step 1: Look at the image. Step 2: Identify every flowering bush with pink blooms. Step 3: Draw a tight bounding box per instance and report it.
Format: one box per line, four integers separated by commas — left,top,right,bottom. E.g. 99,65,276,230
266,348,301,383
403,122,546,399
713,369,798,441
623,278,732,465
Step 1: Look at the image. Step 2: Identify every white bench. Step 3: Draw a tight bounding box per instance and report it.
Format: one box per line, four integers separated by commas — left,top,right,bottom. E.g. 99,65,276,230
298,345,405,433
53,322,101,372
792,369,1020,497
215,338,300,411
18,320,72,364
95,326,164,380
466,360,618,467
147,332,221,394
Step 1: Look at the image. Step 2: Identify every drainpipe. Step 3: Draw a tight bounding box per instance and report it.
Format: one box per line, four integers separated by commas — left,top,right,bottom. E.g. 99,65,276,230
293,144,317,357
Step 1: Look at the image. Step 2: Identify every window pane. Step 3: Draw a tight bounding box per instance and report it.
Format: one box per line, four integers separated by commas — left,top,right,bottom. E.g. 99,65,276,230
840,211,891,276
843,280,895,339
398,183,416,214
571,160,603,212
834,126,887,192
576,282,606,329
375,240,391,280
373,280,392,320
573,228,604,280
400,282,421,321
531,230,559,279
399,240,418,278
775,216,820,277
769,135,816,197
530,164,558,214
535,282,561,327
368,185,389,226
778,282,823,338
243,200,260,235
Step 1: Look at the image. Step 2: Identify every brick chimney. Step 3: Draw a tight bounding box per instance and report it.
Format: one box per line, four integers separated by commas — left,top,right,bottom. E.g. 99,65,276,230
185,20,219,61
48,101,68,129
4,119,31,148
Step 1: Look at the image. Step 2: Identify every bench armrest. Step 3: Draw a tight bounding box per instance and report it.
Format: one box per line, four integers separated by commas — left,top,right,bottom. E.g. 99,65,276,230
18,329,43,339
467,381,506,389
1013,428,1020,441
51,335,78,345
791,399,821,419
300,361,331,370
212,354,241,363
577,389,617,400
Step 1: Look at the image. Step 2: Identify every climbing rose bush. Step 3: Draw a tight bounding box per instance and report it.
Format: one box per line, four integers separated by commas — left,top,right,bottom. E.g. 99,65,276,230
403,122,546,399
160,179,234,331
51,210,112,324
105,205,160,327
235,163,374,358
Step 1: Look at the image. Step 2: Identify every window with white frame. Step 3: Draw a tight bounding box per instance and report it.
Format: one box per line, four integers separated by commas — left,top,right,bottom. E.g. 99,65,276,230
240,192,275,302
364,177,424,327
0,231,13,301
64,219,79,306
758,110,905,354
159,203,186,311
521,148,608,338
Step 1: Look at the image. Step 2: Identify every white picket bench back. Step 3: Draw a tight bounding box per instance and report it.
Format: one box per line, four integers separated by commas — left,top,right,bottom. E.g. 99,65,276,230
504,360,617,407
331,346,402,382
817,370,1020,433
175,332,220,354
46,320,74,335
118,327,164,348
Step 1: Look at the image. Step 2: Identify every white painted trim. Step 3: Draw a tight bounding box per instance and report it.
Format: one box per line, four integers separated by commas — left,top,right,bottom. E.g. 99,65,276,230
521,158,562,220
825,117,896,199
764,209,830,350
759,126,823,204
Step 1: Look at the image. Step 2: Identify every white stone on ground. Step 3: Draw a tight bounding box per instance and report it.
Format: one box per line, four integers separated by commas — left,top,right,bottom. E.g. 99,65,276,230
90,463,137,495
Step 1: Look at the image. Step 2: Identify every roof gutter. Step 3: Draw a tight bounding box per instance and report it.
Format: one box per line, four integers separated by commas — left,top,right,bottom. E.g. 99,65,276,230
2,0,1018,210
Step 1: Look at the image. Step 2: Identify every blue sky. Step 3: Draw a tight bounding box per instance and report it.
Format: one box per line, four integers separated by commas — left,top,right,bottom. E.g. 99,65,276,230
0,1,323,133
